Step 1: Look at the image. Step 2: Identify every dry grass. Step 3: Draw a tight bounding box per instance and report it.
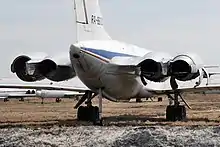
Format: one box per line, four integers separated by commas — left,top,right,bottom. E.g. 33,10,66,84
0,94,220,127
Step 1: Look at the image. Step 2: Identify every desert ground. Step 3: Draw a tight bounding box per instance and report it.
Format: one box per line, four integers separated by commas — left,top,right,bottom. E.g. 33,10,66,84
0,94,220,127
1,95,220,146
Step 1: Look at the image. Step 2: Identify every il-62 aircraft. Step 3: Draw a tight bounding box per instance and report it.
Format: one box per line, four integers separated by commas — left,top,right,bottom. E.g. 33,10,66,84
4,0,220,125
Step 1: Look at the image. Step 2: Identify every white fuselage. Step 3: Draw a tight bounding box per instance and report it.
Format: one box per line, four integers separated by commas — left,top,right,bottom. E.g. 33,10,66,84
69,40,153,101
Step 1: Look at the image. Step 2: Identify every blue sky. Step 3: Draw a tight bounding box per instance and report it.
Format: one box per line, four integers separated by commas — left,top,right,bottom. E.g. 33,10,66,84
0,0,220,77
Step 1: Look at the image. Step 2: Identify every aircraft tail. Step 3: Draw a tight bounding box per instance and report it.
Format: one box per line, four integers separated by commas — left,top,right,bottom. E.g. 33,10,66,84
73,0,111,42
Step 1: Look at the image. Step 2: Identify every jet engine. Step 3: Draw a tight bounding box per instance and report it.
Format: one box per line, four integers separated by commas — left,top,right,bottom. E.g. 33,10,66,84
11,55,46,82
138,52,171,82
11,54,76,82
169,53,203,81
34,59,76,82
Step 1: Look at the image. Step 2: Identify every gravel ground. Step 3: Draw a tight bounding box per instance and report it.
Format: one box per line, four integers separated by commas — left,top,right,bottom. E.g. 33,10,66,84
0,126,220,147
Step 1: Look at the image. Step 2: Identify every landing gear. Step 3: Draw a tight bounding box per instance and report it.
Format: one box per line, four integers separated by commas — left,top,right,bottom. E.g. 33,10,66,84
166,76,191,121
77,105,99,123
3,98,9,102
55,98,61,103
166,105,186,121
41,98,44,104
136,98,142,103
166,92,187,121
96,89,103,125
75,90,103,125
19,97,24,101
158,97,163,102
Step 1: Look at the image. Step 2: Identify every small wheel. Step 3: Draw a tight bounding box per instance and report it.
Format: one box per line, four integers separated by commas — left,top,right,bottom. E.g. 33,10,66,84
93,118,103,126
92,106,104,126
166,105,174,121
166,105,186,121
91,106,99,122
136,98,142,103
56,98,61,103
77,106,85,121
175,105,186,121
99,118,103,126
19,97,24,101
158,97,163,102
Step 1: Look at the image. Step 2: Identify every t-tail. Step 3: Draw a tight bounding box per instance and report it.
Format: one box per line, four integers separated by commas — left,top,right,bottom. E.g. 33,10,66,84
73,0,111,42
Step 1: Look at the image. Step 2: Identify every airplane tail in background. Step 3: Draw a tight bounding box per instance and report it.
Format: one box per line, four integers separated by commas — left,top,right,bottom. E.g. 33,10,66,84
73,0,111,42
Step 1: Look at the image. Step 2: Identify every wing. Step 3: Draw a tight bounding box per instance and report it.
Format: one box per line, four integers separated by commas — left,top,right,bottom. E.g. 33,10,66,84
0,93,36,98
0,77,89,92
0,91,84,100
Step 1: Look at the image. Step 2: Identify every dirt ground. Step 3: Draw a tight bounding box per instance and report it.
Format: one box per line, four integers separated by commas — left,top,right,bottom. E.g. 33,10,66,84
0,94,220,127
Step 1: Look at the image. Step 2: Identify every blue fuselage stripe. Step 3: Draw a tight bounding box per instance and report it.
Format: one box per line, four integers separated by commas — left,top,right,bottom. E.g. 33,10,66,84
82,47,135,59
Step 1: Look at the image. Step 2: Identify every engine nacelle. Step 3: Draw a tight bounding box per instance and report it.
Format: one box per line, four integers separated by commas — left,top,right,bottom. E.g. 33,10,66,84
11,54,76,82
11,55,46,82
138,52,171,82
169,53,203,81
38,59,76,81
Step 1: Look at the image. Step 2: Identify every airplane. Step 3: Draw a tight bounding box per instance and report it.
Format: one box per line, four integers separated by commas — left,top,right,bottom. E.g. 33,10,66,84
3,0,220,125
0,78,85,102
0,88,84,103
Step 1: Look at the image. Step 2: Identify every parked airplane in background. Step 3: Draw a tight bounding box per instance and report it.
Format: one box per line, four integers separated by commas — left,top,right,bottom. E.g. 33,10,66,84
0,88,83,103
0,78,85,102
4,0,220,125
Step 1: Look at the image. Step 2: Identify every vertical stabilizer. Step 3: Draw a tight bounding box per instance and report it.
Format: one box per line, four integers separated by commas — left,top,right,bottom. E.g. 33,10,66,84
73,0,111,42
